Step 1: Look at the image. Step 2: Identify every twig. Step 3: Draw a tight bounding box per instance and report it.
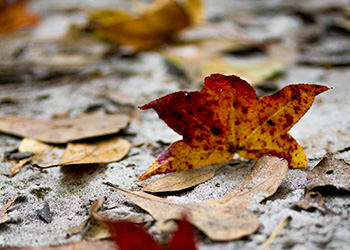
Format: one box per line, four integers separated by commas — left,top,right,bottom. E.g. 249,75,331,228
260,216,292,250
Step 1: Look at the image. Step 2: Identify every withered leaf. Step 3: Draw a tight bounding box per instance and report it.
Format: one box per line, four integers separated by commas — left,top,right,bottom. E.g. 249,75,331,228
46,137,131,168
138,74,329,180
116,188,259,241
142,167,216,193
3,241,116,250
0,195,19,224
293,191,335,214
88,0,202,51
220,155,289,207
112,155,288,241
306,154,350,192
0,112,130,144
0,0,40,34
67,198,110,241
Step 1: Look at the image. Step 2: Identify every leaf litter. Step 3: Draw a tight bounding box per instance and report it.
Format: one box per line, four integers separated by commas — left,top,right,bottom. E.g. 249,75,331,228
306,154,350,192
87,0,203,51
0,112,130,144
8,136,130,175
108,155,288,241
142,167,217,193
0,195,19,224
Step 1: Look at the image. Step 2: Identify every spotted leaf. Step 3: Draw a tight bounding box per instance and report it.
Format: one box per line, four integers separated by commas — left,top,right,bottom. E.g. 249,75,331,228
138,74,330,180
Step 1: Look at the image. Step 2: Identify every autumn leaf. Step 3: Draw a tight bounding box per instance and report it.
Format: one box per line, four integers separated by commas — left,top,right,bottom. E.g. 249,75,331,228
0,112,130,144
110,155,288,241
88,0,203,51
0,195,19,224
104,217,197,250
0,0,40,34
138,73,330,180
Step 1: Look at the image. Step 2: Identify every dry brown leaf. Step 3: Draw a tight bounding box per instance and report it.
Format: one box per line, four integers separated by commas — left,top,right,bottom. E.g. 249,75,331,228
306,154,350,192
56,137,130,167
88,0,203,51
67,198,110,241
221,156,289,207
112,155,288,241
0,112,130,144
293,191,335,214
142,167,216,193
3,241,116,250
11,136,130,173
8,138,61,176
0,195,19,224
116,187,259,241
162,22,277,86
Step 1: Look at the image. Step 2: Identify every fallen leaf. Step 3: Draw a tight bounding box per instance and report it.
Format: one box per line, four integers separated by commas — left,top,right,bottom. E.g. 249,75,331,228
201,58,285,86
0,0,40,34
110,155,288,240
88,0,202,51
0,195,19,224
293,191,335,214
3,241,116,250
104,216,197,250
67,198,110,241
51,137,130,167
0,112,130,144
220,156,289,207
142,167,216,193
10,158,31,177
12,136,130,172
138,73,330,180
163,22,268,85
7,138,60,176
306,154,350,192
104,220,163,250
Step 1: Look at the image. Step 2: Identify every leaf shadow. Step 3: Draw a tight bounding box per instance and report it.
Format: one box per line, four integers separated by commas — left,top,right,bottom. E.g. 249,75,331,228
58,164,108,193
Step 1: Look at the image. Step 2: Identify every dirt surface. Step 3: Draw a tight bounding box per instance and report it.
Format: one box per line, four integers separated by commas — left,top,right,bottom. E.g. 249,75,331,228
1,0,350,249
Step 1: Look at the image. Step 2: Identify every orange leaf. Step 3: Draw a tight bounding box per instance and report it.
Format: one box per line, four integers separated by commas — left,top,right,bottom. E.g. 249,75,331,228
138,74,330,180
0,0,40,34
88,0,203,51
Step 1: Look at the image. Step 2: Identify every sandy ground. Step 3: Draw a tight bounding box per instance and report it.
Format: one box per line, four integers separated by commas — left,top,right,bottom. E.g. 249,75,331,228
1,0,350,249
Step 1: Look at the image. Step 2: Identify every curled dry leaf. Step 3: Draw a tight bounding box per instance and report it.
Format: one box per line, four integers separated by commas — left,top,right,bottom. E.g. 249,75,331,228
0,0,40,34
111,155,288,241
0,195,19,224
220,155,289,207
138,73,329,180
142,167,216,193
306,154,350,192
0,112,130,144
88,0,203,51
8,138,60,176
44,137,131,168
67,198,110,241
293,191,335,214
13,137,130,172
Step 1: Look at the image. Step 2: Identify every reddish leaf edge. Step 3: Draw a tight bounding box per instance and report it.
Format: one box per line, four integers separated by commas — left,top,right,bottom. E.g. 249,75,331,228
103,215,197,250
138,73,331,181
